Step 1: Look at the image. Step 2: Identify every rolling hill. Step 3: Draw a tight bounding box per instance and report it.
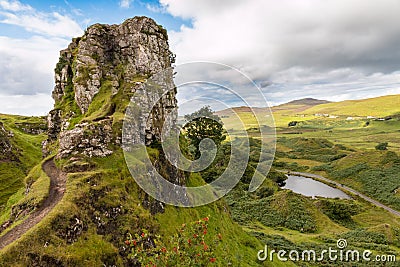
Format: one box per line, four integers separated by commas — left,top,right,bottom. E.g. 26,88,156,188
272,98,330,113
303,94,400,117
216,94,400,128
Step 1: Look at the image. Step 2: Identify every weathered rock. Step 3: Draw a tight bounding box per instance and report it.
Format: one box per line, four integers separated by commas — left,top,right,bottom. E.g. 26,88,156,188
54,16,173,114
47,109,62,140
54,216,87,244
0,122,16,161
14,120,47,135
58,119,113,158
44,16,177,159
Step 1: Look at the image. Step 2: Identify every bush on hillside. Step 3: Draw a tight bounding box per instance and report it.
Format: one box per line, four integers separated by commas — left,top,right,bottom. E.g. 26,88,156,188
375,142,388,150
126,217,222,266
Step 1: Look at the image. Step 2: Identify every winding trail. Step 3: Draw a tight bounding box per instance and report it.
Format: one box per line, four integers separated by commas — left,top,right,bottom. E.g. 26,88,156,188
281,170,400,217
0,158,66,249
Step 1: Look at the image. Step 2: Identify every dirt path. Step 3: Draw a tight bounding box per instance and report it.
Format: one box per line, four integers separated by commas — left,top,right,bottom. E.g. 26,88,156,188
0,158,66,249
282,170,400,217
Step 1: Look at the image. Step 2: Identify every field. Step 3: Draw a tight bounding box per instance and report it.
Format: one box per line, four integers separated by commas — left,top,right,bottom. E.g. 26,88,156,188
216,94,400,266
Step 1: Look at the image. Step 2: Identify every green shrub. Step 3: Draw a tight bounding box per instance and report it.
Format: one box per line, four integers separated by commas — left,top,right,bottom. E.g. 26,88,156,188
317,199,362,227
375,142,388,150
125,217,222,266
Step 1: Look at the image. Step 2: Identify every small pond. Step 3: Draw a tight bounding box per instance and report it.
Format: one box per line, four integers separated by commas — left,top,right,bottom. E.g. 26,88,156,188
282,175,351,199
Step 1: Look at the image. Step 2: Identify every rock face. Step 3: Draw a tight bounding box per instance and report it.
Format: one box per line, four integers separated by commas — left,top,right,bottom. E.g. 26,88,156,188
14,120,47,135
44,16,177,158
53,16,172,113
0,122,17,161
58,119,113,158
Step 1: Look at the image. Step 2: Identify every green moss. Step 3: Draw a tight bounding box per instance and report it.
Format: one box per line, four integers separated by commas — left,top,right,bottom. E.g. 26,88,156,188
54,56,68,74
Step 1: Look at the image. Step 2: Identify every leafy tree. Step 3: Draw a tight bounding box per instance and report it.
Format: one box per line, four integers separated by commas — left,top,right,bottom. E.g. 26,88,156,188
375,142,388,151
267,169,287,186
183,106,226,159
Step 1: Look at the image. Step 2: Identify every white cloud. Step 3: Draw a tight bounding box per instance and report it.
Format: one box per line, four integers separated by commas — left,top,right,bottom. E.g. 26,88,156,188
160,0,400,106
0,3,83,38
0,0,31,12
146,3,166,13
0,0,83,115
262,70,400,106
0,35,69,95
0,93,53,116
119,0,133,9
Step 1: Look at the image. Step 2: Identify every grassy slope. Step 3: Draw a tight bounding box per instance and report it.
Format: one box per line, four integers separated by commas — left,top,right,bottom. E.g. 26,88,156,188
0,115,46,210
0,86,284,266
219,94,400,129
304,94,400,117
226,179,400,267
2,90,400,266
215,95,400,266
0,149,290,266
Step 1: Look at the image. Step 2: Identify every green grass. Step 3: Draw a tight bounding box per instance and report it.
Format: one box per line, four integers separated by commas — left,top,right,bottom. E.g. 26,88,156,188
282,119,400,152
156,201,273,266
0,149,281,266
304,94,400,117
0,160,51,236
0,115,46,210
215,99,400,266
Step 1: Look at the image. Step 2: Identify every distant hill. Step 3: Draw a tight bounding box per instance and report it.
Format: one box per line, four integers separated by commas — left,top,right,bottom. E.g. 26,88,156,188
215,94,400,128
282,98,331,106
216,106,265,117
272,98,330,113
216,95,400,118
216,98,330,117
304,94,400,117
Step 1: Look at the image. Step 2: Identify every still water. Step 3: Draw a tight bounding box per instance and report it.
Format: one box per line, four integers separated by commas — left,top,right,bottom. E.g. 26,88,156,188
282,175,350,199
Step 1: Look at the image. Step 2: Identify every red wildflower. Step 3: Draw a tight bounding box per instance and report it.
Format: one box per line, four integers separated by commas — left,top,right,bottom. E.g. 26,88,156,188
203,217,209,222
124,240,130,245
188,239,192,244
210,258,216,263
193,234,198,238
173,247,178,253
161,247,167,253
203,229,207,235
133,240,137,246
203,244,208,251
141,232,145,238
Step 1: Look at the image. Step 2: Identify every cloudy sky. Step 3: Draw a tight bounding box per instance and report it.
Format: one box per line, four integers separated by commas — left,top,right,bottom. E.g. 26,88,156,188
0,0,399,115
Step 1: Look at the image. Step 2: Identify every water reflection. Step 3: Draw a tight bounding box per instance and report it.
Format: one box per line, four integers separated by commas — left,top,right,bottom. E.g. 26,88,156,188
282,175,350,199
